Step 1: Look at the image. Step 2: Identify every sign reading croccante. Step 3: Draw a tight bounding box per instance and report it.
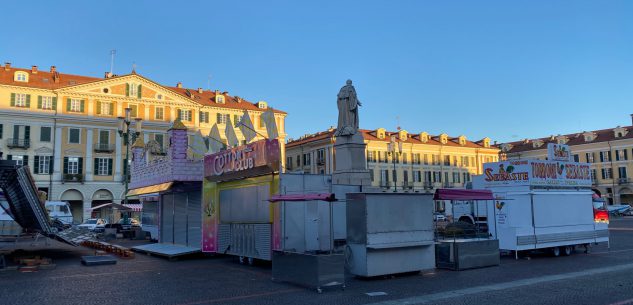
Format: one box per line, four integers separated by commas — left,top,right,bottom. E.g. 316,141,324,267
204,139,280,181
482,160,592,187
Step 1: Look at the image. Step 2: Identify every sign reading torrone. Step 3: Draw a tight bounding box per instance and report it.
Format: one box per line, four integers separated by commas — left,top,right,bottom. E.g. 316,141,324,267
204,139,280,181
482,160,592,187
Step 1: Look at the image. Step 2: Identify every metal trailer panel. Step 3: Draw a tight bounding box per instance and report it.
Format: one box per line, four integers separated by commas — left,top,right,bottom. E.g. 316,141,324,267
436,239,500,270
272,251,345,291
161,194,174,243
219,186,270,223
219,223,272,260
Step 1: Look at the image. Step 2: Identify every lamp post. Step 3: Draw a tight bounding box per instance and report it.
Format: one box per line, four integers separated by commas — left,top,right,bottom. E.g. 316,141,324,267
387,135,403,192
117,108,142,207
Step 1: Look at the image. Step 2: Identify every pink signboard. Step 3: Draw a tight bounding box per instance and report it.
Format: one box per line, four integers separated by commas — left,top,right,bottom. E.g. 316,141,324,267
204,139,280,182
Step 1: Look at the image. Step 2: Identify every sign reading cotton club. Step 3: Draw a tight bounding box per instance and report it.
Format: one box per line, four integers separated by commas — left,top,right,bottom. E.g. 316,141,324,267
204,139,280,182
483,160,591,187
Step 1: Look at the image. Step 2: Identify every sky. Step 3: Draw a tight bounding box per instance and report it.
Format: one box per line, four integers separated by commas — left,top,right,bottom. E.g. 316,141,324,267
1,0,632,143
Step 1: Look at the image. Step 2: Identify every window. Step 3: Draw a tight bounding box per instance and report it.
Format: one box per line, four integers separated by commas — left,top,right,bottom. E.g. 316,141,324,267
97,101,113,115
402,153,408,164
599,151,611,162
34,156,51,174
99,130,110,145
95,158,113,176
296,155,301,167
462,156,470,167
453,172,460,183
68,128,81,144
129,83,138,96
317,149,325,164
257,101,267,109
216,95,225,104
591,169,597,181
39,96,54,110
369,169,374,181
200,111,209,123
380,170,388,184
413,171,421,182
303,153,311,166
619,167,628,179
586,152,595,163
259,115,266,128
15,72,28,82
69,99,82,112
286,157,293,170
424,154,429,165
155,107,164,120
573,154,579,162
156,94,162,100
443,155,450,166
0,124,3,139
216,113,229,124
616,150,628,161
40,127,51,142
10,155,24,166
444,172,449,184
13,93,28,107
65,157,80,175
154,134,164,148
601,168,613,180
412,153,420,164
367,151,377,162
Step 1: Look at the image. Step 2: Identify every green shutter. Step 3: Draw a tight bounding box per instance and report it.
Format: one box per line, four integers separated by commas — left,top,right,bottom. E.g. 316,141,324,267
66,98,71,111
24,126,30,140
0,124,3,139
52,97,57,110
126,83,130,96
7,155,12,161
107,159,113,176
176,109,181,119
137,84,142,99
123,158,128,175
38,96,43,109
34,156,40,174
49,158,54,174
96,101,102,114
109,102,114,116
80,100,85,112
78,157,83,174
25,95,31,108
23,155,29,168
94,158,99,176
188,110,192,121
10,93,15,107
63,157,69,174
217,113,222,123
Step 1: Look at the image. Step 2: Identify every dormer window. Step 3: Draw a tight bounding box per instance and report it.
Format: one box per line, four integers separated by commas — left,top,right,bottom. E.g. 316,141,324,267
398,130,408,141
14,71,29,82
458,135,467,146
419,132,429,143
583,132,596,142
556,135,568,145
533,139,544,148
614,127,628,138
440,134,448,144
257,101,268,109
481,137,490,148
376,128,386,139
216,95,225,104
500,143,514,152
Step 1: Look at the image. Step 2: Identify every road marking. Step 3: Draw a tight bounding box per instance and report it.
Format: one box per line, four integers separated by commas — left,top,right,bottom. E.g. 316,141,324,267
174,288,301,305
363,262,633,305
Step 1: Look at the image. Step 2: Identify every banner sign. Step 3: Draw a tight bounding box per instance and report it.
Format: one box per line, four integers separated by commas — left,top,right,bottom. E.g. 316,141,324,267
547,143,572,162
483,160,592,187
204,139,280,182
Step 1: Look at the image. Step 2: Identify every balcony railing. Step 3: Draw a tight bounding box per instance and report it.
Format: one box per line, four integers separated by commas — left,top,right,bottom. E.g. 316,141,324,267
380,181,391,188
317,158,325,165
150,148,167,156
94,143,115,153
619,178,631,185
63,174,84,183
7,138,30,149
423,182,433,189
402,181,414,190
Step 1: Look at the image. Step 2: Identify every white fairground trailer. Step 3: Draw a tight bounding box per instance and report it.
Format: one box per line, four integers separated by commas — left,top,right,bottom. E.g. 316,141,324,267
473,158,609,258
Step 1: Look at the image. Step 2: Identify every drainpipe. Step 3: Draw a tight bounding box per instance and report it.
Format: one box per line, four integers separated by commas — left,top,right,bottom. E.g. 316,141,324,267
608,141,617,205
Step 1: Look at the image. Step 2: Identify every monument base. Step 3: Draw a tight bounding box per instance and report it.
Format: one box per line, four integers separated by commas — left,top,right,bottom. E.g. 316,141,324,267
332,133,371,186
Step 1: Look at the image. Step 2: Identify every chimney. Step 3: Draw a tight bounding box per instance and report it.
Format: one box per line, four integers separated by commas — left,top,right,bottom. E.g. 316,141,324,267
31,65,38,74
214,90,219,95
50,66,56,73
104,72,113,78
197,88,203,94
176,82,182,88
4,62,10,71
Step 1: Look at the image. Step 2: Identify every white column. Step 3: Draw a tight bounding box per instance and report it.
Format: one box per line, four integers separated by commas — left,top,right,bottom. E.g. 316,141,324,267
117,101,123,117
85,128,93,181
53,127,63,180
88,99,94,116
114,132,123,181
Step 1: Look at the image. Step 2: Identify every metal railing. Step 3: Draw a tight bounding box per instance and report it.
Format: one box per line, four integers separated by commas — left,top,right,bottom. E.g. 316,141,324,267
150,148,167,155
93,143,115,153
63,174,84,183
619,178,631,185
7,138,30,149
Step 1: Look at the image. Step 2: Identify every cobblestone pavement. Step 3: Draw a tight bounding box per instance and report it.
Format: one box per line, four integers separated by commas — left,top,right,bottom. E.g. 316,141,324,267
1,218,633,305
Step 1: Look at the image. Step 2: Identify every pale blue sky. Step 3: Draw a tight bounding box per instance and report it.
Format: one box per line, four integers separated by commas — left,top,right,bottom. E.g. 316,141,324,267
2,0,632,143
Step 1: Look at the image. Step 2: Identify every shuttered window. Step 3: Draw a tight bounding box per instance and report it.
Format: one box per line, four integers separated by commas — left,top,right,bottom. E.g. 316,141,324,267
94,158,113,176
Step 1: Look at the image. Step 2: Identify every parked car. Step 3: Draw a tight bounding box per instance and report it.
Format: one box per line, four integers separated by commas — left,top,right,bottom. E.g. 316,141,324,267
77,218,108,232
433,212,447,222
117,218,141,230
45,201,73,226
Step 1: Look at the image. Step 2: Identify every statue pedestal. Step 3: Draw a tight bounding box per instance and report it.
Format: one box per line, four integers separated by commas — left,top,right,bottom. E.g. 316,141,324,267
332,133,371,186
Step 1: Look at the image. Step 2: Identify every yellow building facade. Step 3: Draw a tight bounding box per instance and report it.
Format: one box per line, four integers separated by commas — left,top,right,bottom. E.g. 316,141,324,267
500,115,633,205
0,63,286,223
286,127,499,191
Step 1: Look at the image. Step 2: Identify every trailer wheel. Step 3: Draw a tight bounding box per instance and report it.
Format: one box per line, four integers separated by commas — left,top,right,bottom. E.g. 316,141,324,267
551,247,561,257
563,246,573,256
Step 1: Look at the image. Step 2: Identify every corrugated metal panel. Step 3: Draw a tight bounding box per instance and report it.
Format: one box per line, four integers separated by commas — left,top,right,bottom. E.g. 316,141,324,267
161,194,174,243
187,191,202,248
174,193,187,246
217,224,231,253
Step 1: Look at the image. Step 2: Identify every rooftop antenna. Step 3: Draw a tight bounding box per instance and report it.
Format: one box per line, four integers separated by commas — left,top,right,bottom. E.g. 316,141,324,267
110,50,116,74
132,62,137,74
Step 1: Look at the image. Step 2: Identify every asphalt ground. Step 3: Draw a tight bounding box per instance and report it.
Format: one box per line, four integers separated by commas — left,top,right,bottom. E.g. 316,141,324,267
0,218,632,305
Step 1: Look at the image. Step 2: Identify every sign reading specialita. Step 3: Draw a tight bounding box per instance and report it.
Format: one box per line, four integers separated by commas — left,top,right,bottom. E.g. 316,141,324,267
483,160,591,187
547,143,572,162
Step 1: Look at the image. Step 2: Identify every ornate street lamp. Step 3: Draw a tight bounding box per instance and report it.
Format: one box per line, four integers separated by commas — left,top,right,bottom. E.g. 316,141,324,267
387,135,403,192
117,108,142,207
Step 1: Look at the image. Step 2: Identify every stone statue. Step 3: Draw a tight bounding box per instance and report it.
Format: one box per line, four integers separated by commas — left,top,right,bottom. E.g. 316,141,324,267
335,80,361,137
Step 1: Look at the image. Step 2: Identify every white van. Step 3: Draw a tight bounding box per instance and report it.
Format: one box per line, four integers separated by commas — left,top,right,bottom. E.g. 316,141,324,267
45,201,74,225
